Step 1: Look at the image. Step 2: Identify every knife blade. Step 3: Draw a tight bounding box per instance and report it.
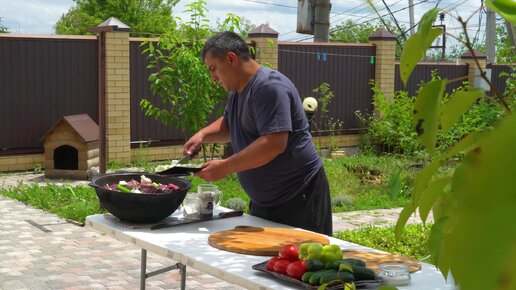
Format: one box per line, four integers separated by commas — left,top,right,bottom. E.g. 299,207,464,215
150,210,244,230
176,155,190,165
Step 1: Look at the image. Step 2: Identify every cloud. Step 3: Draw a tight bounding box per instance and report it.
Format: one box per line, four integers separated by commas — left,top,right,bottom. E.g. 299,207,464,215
0,0,483,41
0,0,73,34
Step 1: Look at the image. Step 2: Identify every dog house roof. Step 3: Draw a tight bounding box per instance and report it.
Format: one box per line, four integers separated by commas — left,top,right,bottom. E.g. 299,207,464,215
41,114,99,143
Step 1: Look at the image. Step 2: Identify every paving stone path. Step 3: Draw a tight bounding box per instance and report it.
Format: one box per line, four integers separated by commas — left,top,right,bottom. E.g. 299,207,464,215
0,172,432,289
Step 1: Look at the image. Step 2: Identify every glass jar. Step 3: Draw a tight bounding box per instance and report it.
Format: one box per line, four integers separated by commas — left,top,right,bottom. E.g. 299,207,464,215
378,263,411,286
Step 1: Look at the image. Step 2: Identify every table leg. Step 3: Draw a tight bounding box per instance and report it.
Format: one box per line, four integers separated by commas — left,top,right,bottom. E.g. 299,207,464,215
179,262,186,290
141,249,147,290
140,248,187,290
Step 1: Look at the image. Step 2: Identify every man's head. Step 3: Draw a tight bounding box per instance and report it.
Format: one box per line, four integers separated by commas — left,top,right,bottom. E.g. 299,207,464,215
201,31,251,62
202,31,256,92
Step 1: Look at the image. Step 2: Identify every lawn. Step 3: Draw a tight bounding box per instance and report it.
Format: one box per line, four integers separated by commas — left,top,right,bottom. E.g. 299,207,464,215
1,153,435,261
1,154,423,224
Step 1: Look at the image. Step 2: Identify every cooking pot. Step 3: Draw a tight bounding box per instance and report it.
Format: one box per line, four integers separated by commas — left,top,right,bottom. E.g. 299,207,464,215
89,172,190,223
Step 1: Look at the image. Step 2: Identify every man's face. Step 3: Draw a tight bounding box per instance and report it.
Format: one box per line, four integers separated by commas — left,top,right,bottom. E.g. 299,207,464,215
204,51,237,92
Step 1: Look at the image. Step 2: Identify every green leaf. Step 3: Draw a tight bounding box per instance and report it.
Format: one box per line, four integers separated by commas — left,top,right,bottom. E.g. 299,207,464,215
395,203,416,239
441,89,484,133
486,0,516,24
417,8,440,41
413,159,441,204
413,79,448,154
443,130,483,159
446,111,516,290
378,286,398,290
400,29,442,86
339,263,353,273
418,177,451,223
428,217,451,276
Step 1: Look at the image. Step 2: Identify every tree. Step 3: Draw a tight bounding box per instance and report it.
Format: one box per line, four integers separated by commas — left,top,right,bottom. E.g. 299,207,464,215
390,1,516,289
215,14,256,39
0,17,8,33
330,19,407,57
140,0,248,159
54,0,178,36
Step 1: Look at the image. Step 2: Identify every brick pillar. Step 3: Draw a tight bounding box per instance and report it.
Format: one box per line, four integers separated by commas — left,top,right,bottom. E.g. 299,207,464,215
461,49,487,88
248,24,279,70
94,17,132,166
369,29,396,100
105,31,131,163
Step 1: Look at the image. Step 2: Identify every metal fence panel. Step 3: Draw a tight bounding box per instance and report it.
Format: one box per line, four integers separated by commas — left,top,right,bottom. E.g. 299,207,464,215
130,40,186,146
394,62,468,96
278,43,376,132
0,36,98,154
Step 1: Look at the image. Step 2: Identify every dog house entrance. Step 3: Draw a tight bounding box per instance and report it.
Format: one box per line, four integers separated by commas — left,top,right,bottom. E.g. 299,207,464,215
54,145,79,170
41,114,99,180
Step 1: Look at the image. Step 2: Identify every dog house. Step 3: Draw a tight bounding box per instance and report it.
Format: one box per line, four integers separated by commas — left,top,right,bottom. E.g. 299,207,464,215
41,114,99,180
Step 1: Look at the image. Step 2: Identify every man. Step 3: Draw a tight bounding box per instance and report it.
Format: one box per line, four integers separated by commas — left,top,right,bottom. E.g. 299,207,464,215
183,31,332,236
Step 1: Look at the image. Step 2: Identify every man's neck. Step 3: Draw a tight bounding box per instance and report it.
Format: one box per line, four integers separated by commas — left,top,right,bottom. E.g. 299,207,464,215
236,60,261,93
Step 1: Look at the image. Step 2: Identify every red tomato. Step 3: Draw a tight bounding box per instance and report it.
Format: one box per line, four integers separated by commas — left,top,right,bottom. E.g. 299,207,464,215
266,256,282,271
286,260,307,280
273,259,291,274
279,244,299,262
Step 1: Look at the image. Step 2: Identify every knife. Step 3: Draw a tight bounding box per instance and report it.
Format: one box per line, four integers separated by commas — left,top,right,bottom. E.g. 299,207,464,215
176,155,191,165
150,210,244,230
156,154,201,176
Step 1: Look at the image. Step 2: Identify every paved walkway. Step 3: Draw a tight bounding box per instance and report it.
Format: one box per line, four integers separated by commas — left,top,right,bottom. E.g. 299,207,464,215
0,172,432,290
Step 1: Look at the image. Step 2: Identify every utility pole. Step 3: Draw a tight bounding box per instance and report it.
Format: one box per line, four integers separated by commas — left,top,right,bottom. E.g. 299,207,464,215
409,0,415,35
486,7,496,63
506,20,516,56
314,0,331,42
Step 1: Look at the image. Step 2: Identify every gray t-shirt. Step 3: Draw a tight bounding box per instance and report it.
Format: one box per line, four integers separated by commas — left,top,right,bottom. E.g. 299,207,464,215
223,67,322,207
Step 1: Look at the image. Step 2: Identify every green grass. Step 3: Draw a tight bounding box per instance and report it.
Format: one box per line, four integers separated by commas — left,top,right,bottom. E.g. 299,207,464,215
1,183,105,223
0,154,434,260
334,223,433,263
0,154,424,224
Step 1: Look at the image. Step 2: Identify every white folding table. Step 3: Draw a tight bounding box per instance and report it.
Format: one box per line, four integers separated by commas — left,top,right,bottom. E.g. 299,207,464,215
86,208,458,290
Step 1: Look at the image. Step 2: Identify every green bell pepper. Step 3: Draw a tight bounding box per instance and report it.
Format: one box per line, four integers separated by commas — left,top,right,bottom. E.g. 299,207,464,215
298,242,323,260
321,244,343,262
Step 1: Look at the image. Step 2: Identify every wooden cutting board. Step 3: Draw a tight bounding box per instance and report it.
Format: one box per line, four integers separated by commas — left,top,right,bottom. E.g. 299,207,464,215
208,226,329,256
342,250,422,273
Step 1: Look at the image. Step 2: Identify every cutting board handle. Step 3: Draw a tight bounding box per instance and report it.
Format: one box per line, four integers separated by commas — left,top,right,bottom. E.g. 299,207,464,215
233,225,264,232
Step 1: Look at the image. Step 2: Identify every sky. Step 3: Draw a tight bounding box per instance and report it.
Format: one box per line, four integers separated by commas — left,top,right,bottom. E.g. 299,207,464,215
0,0,486,43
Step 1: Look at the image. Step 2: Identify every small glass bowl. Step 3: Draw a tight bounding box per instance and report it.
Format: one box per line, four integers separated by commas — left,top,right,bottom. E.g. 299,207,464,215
378,263,411,286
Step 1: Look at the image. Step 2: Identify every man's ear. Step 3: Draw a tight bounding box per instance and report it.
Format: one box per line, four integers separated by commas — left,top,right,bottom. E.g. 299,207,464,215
226,52,238,64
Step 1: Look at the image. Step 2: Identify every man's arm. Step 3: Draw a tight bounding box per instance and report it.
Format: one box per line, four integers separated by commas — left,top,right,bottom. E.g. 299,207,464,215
196,131,288,181
184,117,230,155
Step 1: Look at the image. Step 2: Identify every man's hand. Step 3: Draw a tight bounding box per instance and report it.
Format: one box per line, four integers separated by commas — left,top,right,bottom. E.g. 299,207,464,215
183,133,203,157
195,159,231,182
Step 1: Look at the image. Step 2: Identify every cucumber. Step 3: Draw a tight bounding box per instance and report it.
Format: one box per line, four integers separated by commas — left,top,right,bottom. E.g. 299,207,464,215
324,258,366,270
306,259,325,271
318,269,338,284
324,260,341,269
337,270,356,283
301,271,314,283
351,265,376,281
340,258,366,267
308,269,335,285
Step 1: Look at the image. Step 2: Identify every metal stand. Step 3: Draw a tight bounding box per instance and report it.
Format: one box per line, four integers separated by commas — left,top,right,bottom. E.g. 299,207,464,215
140,249,186,290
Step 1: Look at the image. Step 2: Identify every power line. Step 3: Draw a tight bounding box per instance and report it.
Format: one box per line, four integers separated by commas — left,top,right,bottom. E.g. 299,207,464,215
278,48,374,58
381,0,407,40
241,0,297,9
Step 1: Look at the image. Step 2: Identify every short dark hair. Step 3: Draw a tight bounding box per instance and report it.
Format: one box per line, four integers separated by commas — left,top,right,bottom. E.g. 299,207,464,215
202,31,251,62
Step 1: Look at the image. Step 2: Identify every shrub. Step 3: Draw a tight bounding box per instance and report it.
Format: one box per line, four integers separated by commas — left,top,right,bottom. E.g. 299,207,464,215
334,223,432,263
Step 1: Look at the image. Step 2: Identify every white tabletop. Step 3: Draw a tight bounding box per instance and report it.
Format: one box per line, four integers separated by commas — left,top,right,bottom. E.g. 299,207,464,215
86,208,457,290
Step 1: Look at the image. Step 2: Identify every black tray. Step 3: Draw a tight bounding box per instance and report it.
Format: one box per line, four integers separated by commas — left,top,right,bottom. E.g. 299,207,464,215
252,261,383,289
157,164,202,176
